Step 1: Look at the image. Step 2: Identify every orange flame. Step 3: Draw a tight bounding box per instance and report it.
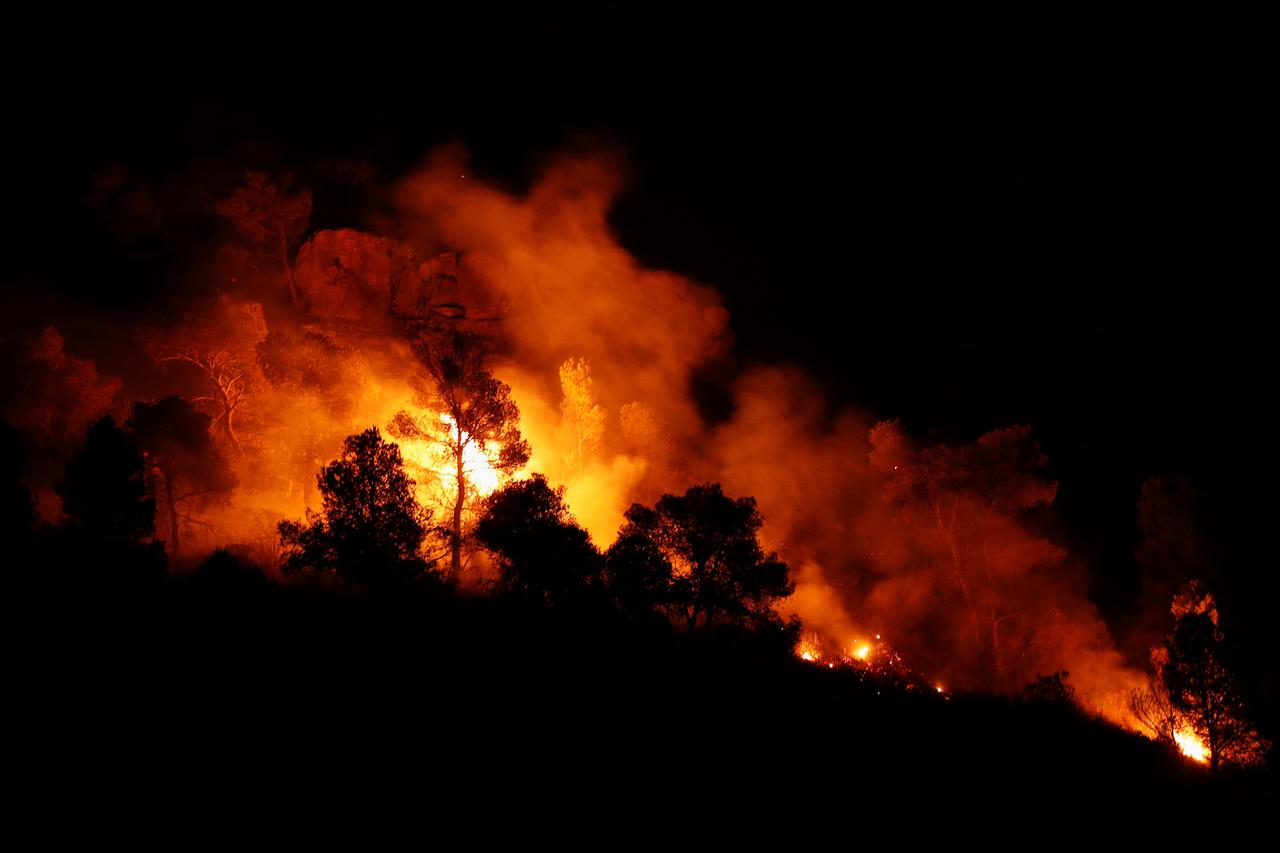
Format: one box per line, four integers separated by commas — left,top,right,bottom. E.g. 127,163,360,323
395,410,505,508
796,633,823,663
1174,726,1210,765
438,413,501,497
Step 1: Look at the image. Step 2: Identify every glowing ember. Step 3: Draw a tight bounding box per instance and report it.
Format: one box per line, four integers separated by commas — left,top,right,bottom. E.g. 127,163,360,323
1174,726,1210,764
935,685,944,694
800,650,816,662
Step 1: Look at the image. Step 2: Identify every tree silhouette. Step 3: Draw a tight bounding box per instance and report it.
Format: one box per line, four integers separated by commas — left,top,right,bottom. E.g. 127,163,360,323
53,415,165,586
127,397,238,557
278,427,433,592
475,474,602,607
605,529,676,621
407,331,530,582
1159,583,1269,770
192,548,278,615
146,296,267,452
1128,654,1181,747
616,483,794,636
870,421,1063,686
1127,474,1218,658
55,415,155,546
1021,671,1077,707
216,172,312,308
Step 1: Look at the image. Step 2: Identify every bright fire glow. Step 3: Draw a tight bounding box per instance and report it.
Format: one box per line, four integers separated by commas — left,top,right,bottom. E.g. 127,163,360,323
395,411,505,509
439,413,500,496
1174,726,1210,764
796,634,822,663
852,643,872,661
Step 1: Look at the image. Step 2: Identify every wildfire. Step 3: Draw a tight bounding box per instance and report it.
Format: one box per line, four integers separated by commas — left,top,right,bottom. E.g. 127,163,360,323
796,633,823,663
797,633,884,667
395,411,505,507
439,413,501,496
1174,726,1210,765
24,150,1250,782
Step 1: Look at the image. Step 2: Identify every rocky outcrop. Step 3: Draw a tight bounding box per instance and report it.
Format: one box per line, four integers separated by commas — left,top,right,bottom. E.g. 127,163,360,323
295,229,418,321
295,229,505,328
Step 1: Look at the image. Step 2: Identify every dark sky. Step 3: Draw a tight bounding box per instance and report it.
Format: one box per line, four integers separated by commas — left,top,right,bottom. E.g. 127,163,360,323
3,6,1272,632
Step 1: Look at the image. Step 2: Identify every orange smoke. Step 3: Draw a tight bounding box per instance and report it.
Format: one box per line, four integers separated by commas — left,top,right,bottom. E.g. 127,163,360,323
11,144,1157,734
393,146,729,545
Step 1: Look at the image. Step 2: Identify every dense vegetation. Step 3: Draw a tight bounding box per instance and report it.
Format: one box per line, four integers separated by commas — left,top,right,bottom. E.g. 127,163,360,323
6,418,1271,804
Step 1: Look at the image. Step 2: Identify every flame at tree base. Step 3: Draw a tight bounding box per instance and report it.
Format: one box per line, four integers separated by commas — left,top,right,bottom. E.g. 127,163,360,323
1174,726,1210,765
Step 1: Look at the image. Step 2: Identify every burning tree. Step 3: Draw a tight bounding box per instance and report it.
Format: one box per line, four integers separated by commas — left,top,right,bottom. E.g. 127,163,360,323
557,357,605,478
216,172,312,309
278,427,433,592
614,483,794,637
1158,583,1268,770
1128,654,1181,748
618,400,670,500
406,331,530,582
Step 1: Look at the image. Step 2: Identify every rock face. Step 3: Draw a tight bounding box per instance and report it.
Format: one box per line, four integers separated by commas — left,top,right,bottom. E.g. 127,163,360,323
295,229,418,321
295,228,505,328
395,252,457,319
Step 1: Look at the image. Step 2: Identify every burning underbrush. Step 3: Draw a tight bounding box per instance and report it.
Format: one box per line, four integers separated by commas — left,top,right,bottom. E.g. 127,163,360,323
794,630,947,696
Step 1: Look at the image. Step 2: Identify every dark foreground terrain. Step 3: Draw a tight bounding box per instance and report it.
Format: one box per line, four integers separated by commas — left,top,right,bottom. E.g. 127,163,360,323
9,557,1271,817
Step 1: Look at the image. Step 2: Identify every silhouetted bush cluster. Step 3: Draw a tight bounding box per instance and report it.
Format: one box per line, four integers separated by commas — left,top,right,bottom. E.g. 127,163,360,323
4,419,1273,801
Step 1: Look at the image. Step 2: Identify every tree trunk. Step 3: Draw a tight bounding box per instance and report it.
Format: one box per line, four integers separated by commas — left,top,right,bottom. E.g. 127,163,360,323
451,444,466,581
937,512,982,667
163,472,180,557
216,382,241,452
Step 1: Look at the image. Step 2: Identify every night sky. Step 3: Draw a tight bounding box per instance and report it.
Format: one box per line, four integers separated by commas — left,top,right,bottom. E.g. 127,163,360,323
4,6,1272,639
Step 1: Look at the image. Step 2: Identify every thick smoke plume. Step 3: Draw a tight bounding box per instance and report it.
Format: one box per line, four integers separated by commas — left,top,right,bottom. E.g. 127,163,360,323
4,145,1145,722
